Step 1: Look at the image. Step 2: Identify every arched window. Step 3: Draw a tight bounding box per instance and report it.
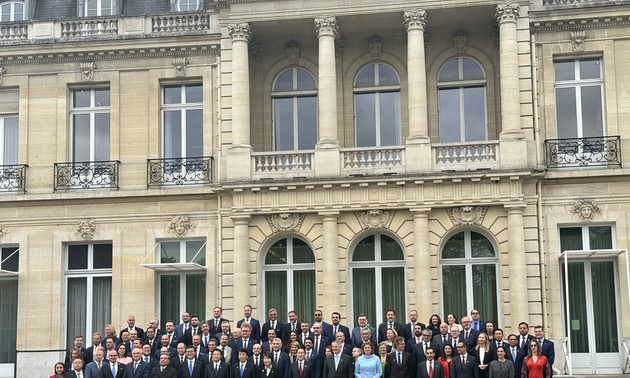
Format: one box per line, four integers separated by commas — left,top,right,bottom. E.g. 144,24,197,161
440,230,498,322
0,1,24,21
263,237,315,321
438,57,487,143
350,233,405,326
354,63,401,147
272,68,317,151
177,0,200,11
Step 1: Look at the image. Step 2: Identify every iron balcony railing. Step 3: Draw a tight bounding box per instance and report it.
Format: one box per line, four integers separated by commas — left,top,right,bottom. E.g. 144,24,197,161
0,164,27,193
545,136,621,169
147,156,213,187
54,161,121,192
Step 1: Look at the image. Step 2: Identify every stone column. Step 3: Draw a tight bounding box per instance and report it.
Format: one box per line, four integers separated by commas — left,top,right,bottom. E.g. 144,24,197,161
231,214,251,310
320,212,340,313
496,2,527,168
313,16,341,177
403,10,432,173
411,208,432,318
504,203,528,323
226,22,253,180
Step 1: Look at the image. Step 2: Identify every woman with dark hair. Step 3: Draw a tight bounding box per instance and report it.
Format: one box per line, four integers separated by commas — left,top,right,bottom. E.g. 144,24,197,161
488,346,514,378
50,362,65,378
427,314,442,336
354,342,382,378
437,344,455,378
261,352,278,378
64,348,83,372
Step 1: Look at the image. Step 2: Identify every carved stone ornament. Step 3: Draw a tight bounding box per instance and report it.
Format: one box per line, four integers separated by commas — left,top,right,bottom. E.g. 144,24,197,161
314,16,339,38
249,41,264,62
286,40,302,65
447,206,488,226
496,1,520,24
570,199,601,222
403,9,427,31
228,22,252,43
0,224,9,241
571,31,586,52
80,62,96,81
172,57,189,77
451,30,468,54
167,215,195,236
267,213,304,233
359,210,391,229
368,35,382,60
76,219,98,240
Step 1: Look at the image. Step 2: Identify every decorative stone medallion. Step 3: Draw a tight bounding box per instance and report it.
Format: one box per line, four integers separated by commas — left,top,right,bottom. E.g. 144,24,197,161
570,199,601,221
447,206,487,226
267,213,304,233
359,210,391,229
76,219,98,240
167,215,195,236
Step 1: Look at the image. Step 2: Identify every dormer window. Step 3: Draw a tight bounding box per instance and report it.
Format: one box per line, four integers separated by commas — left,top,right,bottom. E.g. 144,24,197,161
0,1,24,22
178,0,200,11
85,0,113,16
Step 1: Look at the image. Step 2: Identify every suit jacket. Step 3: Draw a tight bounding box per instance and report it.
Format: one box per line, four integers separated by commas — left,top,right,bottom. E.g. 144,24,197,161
175,324,191,340
205,360,230,378
184,327,203,346
100,362,126,378
517,335,535,351
124,360,150,378
181,358,204,378
232,338,258,362
85,361,106,378
149,366,177,378
261,321,285,343
322,354,352,378
272,351,291,378
417,359,444,378
377,322,404,343
322,325,351,344
120,327,146,341
411,342,441,378
310,336,330,356
403,322,426,342
386,350,411,378
85,345,103,364
350,327,376,347
433,334,450,352
282,322,301,345
538,339,555,366
460,330,479,352
505,346,526,378
65,371,82,378
469,349,493,378
237,318,262,341
469,320,485,333
208,318,230,336
450,355,479,378
290,360,313,378
232,361,257,378
259,365,279,378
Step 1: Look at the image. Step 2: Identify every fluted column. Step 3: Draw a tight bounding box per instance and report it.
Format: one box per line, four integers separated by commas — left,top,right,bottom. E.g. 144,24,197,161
320,212,340,313
231,214,251,309
504,204,528,323
314,16,339,147
411,208,432,318
404,10,429,143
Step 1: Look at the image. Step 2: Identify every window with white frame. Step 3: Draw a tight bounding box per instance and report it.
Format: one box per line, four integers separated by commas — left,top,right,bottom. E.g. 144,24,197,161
440,230,498,324
350,233,405,327
71,88,110,163
354,63,401,147
554,58,605,139
162,84,203,159
158,240,206,324
84,0,113,16
65,243,112,349
0,246,18,364
438,57,487,143
263,237,315,322
0,1,24,22
177,0,199,11
272,68,317,151
0,115,18,166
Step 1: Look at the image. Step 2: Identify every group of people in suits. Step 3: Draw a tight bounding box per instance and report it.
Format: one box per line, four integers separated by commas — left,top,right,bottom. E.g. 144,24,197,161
56,307,554,378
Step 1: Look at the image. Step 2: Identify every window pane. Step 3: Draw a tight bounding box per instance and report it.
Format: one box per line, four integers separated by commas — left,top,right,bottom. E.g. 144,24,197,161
274,98,294,151
67,277,87,348
186,84,203,103
439,59,459,82
164,86,182,104
381,235,404,260
564,262,588,353
589,226,612,250
355,65,376,88
555,87,578,139
592,261,618,352
462,58,484,80
92,277,111,336
0,4,9,22
293,270,315,324
379,92,400,146
442,232,465,259
73,115,91,161
559,228,583,251
296,69,316,91
160,275,180,326
472,264,497,322
297,96,317,150
186,274,206,320
381,267,405,320
463,87,486,141
353,235,375,261
68,245,88,270
160,242,180,263
579,59,601,80
164,110,182,159
186,241,206,265
95,89,110,107
74,90,91,108
1,247,18,272
581,86,604,138
554,61,575,81
265,271,287,320
94,113,110,161
0,279,17,363
470,232,494,258
438,88,461,143
93,244,113,269
186,109,203,157
266,240,287,264
293,239,314,264
274,70,294,92
3,116,18,165
441,265,466,320
353,268,376,327
378,64,399,86
355,93,376,147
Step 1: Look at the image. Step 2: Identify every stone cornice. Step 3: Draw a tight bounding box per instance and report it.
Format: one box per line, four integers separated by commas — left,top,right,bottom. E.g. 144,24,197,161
531,15,630,31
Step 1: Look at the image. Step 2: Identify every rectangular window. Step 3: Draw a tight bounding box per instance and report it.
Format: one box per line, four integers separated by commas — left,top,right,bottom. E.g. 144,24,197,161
0,89,18,166
0,2,25,22
85,0,113,16
162,84,203,159
71,88,110,163
0,246,18,364
158,240,206,325
65,243,112,348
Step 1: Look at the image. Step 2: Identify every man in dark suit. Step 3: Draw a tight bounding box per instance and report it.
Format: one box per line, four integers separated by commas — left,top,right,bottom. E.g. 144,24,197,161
85,332,104,364
85,347,106,378
149,355,177,378
386,337,411,378
271,338,291,378
459,317,479,353
282,311,300,346
411,329,441,378
183,316,203,346
291,348,314,378
417,347,444,378
432,323,450,351
261,308,284,343
310,323,330,355
120,315,145,341
206,349,230,378
350,314,376,347
377,309,403,343
143,328,160,355
331,332,352,357
175,312,191,341
322,342,352,378
534,326,555,369
450,342,478,378
469,310,485,333
181,345,204,378
208,307,229,336
322,312,351,344
124,348,150,378
261,329,278,353
517,322,535,351
232,349,257,378
65,335,88,365
100,349,126,378
505,334,525,378
237,305,262,342
406,324,424,353
65,358,85,378
402,310,426,341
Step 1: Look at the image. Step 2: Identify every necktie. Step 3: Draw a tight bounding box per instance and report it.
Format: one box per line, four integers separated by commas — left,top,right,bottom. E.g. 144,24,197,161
462,356,466,365
397,352,402,365
334,355,339,369
161,367,164,372
425,342,429,352
292,322,295,331
215,363,219,372
97,362,101,370
134,362,138,372
443,336,446,344
307,351,311,360
520,337,525,349
512,348,516,360
77,372,82,378
428,361,433,378
189,361,193,375
111,364,116,377
255,357,259,366
215,319,218,328
144,357,149,363
314,337,319,353
275,352,279,363
334,326,338,335
465,331,469,340
240,364,244,378
204,336,208,346
299,362,303,377
389,323,393,329
271,321,275,329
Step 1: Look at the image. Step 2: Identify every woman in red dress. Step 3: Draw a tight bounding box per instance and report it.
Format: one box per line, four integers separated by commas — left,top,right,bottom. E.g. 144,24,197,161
520,340,551,378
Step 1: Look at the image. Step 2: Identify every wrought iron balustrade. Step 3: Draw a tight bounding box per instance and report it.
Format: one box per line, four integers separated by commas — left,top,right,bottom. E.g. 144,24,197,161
54,161,120,192
545,136,621,168
147,156,213,187
0,164,27,193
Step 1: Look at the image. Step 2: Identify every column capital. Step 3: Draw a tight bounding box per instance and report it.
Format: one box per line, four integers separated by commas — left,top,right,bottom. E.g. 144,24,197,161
403,9,427,32
314,15,339,38
496,2,520,24
228,22,252,43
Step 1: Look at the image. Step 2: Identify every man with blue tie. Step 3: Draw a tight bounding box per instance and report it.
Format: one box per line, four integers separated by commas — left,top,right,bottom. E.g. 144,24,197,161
181,345,203,378
100,350,125,378
124,348,150,378
232,350,256,378
206,349,229,378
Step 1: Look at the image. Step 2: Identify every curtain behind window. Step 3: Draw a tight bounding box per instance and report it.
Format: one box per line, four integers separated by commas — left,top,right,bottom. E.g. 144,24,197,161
0,280,17,363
